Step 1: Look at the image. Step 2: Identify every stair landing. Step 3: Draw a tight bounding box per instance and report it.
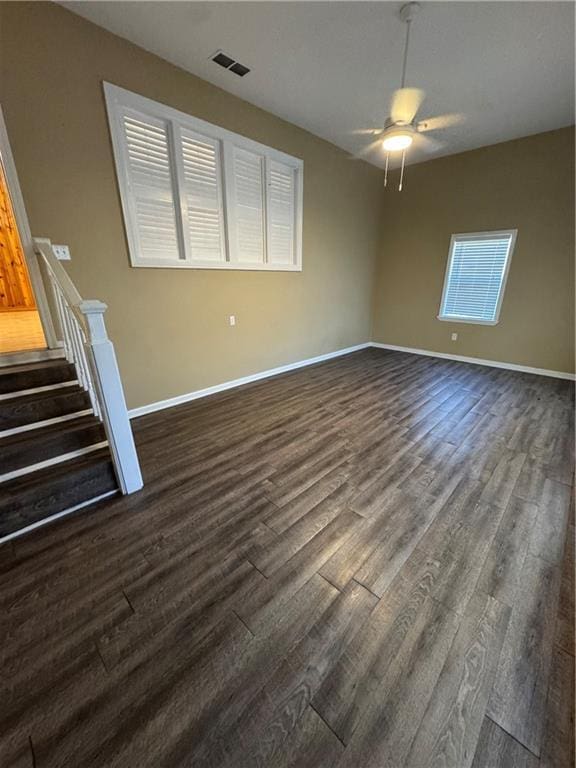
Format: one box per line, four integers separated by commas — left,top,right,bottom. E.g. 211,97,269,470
0,309,46,354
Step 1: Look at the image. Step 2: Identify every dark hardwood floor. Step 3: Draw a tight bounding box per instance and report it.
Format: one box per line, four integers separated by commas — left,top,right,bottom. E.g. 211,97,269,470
1,348,574,767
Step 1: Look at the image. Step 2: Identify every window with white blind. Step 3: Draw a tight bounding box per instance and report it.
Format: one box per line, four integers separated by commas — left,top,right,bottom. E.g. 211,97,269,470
438,230,517,325
104,83,303,271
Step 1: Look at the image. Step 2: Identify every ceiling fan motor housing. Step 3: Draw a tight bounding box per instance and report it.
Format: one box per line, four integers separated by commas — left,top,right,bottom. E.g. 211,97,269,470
399,2,421,24
382,124,415,151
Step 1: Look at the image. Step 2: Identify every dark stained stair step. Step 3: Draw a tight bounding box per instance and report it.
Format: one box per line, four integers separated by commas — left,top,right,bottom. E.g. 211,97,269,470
0,415,106,475
0,449,117,537
0,387,92,432
0,360,76,395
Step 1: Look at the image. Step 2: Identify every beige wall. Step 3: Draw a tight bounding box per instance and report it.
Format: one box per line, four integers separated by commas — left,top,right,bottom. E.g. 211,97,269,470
373,127,575,374
1,4,573,409
0,2,383,409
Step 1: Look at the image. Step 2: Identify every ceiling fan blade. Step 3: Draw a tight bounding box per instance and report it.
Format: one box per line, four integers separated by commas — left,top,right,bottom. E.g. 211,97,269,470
413,133,444,153
350,128,384,136
417,113,465,132
390,87,425,124
348,137,383,160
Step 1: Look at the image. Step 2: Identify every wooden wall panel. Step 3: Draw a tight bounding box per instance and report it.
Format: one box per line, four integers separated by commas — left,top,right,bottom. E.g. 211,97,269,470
0,160,35,310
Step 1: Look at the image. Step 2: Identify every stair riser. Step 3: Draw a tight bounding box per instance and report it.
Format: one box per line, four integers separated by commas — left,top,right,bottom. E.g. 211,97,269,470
0,390,92,431
0,422,106,474
0,491,117,543
0,363,76,394
0,350,65,368
0,459,117,537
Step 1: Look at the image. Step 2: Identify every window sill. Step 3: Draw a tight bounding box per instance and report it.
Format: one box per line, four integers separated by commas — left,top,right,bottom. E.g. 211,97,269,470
437,315,498,326
130,260,302,272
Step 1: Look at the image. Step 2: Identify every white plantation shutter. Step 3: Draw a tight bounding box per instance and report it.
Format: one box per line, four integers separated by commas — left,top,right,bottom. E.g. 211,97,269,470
439,232,516,323
178,129,226,263
106,84,302,270
267,160,295,265
228,147,265,264
120,110,181,263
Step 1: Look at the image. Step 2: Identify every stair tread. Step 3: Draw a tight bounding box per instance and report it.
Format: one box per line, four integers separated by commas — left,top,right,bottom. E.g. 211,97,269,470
0,360,77,396
0,413,106,475
0,349,65,369
0,413,104,449
1,384,86,407
0,447,117,537
0,386,92,432
0,447,114,497
0,360,74,377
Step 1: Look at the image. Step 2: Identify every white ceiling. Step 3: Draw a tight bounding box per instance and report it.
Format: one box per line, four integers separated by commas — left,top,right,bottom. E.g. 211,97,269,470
63,1,575,168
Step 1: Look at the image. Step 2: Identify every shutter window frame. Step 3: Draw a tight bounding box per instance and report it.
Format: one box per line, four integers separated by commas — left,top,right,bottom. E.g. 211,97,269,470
105,82,303,272
438,230,517,325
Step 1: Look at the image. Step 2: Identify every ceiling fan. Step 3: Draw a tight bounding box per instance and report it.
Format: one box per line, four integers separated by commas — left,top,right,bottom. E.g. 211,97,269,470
353,2,464,190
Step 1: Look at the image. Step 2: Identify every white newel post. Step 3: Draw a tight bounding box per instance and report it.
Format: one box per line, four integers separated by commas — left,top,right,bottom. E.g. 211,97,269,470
79,300,143,494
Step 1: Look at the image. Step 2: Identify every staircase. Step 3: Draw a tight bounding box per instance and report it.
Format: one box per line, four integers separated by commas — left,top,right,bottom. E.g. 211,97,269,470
0,238,143,542
0,354,118,538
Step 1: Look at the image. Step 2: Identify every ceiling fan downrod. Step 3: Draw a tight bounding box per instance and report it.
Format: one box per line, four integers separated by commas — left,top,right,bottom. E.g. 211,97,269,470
399,2,420,89
386,2,420,191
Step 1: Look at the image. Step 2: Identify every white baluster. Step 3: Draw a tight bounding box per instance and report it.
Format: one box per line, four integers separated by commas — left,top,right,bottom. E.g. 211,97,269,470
52,281,73,363
69,317,94,412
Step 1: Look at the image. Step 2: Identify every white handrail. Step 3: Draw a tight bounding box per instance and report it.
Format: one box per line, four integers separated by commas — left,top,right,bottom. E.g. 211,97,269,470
33,237,143,495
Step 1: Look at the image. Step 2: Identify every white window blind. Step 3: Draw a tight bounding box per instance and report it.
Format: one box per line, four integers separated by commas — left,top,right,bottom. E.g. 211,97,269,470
121,110,181,264
267,160,295,265
438,231,517,325
105,83,303,271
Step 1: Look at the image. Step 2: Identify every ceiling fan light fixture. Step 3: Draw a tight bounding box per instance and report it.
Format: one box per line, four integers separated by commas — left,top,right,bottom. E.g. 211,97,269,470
382,132,413,151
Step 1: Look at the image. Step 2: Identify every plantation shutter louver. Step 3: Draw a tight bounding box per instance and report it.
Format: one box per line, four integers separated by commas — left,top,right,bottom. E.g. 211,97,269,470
267,160,295,265
178,129,226,263
439,233,515,323
229,147,265,264
120,110,181,263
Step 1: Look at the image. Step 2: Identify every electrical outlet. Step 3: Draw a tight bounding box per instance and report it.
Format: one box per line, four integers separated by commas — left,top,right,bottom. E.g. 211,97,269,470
229,315,236,327
451,332,458,341
53,244,71,261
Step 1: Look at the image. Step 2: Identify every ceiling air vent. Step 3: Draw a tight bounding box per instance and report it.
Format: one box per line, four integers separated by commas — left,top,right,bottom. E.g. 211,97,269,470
210,50,251,77
229,62,250,77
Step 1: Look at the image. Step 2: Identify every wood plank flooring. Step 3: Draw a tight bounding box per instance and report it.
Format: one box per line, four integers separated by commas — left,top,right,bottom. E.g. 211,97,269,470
0,348,573,767
0,309,45,354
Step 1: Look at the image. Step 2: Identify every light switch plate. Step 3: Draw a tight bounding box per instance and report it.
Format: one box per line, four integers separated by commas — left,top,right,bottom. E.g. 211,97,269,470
53,244,71,261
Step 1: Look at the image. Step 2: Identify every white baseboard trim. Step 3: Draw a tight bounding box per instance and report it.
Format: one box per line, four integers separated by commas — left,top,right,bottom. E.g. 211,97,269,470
128,339,573,420
129,343,371,419
0,490,117,545
371,342,576,381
